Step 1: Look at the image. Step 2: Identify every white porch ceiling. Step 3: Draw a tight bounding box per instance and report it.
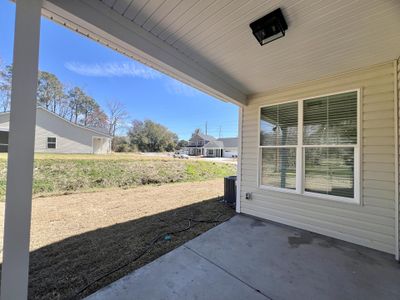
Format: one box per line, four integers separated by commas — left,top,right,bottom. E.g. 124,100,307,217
42,0,400,104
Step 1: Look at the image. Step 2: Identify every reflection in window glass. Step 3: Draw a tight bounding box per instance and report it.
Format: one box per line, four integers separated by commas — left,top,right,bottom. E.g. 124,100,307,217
305,147,354,198
260,102,298,146
303,92,357,145
261,148,296,189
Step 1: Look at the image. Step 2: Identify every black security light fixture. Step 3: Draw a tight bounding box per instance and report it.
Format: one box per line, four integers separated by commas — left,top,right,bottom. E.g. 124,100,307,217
250,8,288,46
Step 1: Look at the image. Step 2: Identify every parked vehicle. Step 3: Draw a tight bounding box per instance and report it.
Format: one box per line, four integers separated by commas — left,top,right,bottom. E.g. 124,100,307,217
173,152,189,159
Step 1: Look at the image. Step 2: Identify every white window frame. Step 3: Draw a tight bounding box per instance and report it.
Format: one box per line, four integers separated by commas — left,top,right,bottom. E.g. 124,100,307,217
47,136,57,149
258,89,361,205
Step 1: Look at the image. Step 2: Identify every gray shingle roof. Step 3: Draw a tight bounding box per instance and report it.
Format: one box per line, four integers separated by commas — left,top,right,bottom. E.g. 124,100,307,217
196,132,216,141
204,140,224,148
217,137,238,148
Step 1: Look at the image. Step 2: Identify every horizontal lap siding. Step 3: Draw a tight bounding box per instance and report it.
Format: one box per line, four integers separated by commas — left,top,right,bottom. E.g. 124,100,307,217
0,110,110,153
240,62,396,254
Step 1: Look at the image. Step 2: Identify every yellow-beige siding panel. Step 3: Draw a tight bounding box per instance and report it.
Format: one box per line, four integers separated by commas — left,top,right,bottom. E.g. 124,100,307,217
240,62,396,254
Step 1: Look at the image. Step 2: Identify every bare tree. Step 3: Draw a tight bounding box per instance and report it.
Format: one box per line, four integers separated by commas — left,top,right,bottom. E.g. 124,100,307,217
37,71,64,112
107,100,128,136
58,95,72,118
0,64,12,112
67,87,87,124
86,106,108,128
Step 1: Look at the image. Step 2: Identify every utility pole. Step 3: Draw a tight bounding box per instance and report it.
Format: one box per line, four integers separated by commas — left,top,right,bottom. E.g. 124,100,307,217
218,126,222,138
205,121,208,135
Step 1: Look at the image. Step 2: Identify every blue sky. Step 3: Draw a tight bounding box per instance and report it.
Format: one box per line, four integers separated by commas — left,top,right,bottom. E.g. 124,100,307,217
0,0,238,140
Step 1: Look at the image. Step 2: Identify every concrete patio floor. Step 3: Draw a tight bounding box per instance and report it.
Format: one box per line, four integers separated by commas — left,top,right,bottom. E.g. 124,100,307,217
85,214,400,300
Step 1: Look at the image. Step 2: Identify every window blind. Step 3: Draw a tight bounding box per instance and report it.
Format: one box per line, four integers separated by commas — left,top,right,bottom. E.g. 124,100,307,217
260,102,298,146
259,90,358,201
303,91,357,145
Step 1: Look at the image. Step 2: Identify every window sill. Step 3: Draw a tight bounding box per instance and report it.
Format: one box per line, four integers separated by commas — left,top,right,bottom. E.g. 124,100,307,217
259,185,298,194
258,185,360,205
303,191,360,205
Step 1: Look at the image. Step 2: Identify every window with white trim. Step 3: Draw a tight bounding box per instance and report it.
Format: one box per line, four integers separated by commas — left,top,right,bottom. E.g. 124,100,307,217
47,137,56,149
259,90,359,203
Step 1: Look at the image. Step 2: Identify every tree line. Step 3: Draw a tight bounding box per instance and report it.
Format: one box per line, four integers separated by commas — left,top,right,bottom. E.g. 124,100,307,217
114,120,188,153
0,64,128,136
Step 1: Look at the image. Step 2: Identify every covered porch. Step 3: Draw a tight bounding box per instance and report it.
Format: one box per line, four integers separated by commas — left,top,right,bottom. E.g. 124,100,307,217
2,0,400,299
86,214,400,300
205,148,223,157
204,140,224,157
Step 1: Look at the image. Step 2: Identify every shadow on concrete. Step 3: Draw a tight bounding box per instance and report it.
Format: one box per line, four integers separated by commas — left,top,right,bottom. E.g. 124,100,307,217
0,197,235,300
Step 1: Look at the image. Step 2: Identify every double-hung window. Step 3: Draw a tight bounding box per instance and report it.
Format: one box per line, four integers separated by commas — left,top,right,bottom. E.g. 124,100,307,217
47,137,57,149
259,90,360,203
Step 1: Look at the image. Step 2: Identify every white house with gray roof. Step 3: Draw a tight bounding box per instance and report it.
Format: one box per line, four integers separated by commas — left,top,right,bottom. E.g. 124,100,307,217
0,107,111,154
187,130,238,157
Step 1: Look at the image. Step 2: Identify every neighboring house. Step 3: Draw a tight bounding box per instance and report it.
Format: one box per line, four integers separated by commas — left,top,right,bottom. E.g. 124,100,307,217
187,131,238,157
186,131,215,156
0,107,111,154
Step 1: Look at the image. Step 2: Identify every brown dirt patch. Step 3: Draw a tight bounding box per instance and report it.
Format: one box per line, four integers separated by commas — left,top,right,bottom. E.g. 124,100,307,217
0,179,235,299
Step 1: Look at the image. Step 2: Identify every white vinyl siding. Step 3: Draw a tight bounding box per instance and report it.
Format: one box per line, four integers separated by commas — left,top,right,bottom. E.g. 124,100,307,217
240,62,396,254
0,108,111,154
34,109,96,153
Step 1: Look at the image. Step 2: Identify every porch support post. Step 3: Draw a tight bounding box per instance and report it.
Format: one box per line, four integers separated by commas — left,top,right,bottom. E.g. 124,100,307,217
236,107,243,213
0,0,42,299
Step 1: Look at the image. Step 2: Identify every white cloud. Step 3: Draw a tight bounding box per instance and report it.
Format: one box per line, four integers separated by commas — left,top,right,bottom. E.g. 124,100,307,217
164,78,200,97
64,61,162,79
65,61,202,96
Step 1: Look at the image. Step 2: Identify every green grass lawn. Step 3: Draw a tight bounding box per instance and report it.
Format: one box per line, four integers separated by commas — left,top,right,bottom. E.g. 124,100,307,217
0,153,237,201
